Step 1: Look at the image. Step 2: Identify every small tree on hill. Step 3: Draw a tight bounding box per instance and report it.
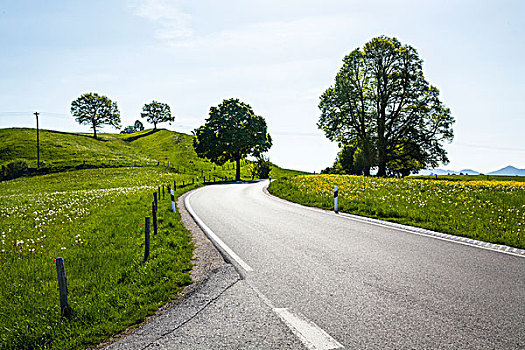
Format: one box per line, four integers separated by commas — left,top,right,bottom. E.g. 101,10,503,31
141,101,173,129
193,98,272,181
71,92,121,139
134,120,144,131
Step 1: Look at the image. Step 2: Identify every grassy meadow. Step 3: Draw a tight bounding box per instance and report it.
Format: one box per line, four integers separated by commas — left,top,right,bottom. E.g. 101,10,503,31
0,167,199,349
269,174,524,249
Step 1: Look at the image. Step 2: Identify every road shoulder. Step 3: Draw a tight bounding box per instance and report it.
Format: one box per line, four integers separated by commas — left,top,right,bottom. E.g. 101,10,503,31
100,191,234,349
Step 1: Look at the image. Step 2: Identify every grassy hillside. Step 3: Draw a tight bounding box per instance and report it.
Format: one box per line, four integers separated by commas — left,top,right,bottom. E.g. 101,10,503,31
0,127,305,179
0,128,153,167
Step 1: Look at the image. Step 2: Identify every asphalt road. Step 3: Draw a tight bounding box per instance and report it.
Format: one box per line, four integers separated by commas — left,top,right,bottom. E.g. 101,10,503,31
187,180,525,349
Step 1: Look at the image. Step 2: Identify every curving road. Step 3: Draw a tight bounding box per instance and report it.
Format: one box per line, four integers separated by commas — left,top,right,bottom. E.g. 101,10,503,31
187,180,524,349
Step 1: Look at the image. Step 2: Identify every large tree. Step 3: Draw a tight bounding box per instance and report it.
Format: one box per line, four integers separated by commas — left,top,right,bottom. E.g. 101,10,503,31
71,92,121,139
141,101,173,129
318,36,454,176
193,98,272,181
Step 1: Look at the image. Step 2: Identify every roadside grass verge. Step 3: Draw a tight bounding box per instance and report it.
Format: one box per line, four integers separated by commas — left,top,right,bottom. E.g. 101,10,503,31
0,167,196,349
268,175,524,249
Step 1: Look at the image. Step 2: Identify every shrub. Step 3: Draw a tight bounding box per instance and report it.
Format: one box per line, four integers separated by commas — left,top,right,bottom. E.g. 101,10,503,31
251,157,272,179
1,160,29,180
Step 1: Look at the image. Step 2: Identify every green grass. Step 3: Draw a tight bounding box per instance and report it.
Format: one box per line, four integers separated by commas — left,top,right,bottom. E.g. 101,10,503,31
269,174,525,249
0,128,153,168
0,167,198,349
0,127,302,180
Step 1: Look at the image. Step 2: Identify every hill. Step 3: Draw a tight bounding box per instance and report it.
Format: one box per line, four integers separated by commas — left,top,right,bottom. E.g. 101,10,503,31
417,166,524,176
0,127,305,180
487,165,525,176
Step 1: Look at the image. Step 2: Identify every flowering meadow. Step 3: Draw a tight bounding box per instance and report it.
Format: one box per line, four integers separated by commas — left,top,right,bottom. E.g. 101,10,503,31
0,168,197,349
269,175,524,249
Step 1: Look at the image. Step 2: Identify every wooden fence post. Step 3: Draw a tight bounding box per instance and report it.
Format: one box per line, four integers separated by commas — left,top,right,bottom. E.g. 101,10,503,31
153,192,158,210
152,201,158,235
55,257,70,318
144,217,150,261
162,185,165,199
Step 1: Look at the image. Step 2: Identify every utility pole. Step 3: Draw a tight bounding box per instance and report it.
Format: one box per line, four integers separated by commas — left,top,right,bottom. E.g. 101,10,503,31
34,112,40,168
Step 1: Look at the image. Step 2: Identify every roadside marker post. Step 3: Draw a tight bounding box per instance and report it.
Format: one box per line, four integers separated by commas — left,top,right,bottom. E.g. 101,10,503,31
174,180,177,191
334,186,339,213
55,257,70,318
144,217,150,261
153,192,158,210
269,175,272,183
171,190,176,212
196,176,199,187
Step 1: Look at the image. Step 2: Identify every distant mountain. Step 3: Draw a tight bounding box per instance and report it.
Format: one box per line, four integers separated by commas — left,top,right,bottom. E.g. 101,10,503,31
416,169,456,175
416,165,525,176
459,169,480,175
487,166,525,176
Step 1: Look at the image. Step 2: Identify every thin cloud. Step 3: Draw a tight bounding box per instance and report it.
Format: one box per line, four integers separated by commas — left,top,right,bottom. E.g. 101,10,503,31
130,0,194,41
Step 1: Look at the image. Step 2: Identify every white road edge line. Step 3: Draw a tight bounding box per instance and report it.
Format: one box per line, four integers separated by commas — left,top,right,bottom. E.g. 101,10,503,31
274,308,344,350
263,182,524,259
185,190,254,272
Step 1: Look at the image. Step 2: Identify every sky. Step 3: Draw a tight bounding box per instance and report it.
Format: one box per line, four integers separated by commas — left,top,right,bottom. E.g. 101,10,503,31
0,0,523,173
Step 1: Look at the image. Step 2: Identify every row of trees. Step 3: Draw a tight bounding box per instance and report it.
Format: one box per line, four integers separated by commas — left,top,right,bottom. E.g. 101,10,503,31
318,36,454,176
70,92,273,181
70,93,174,138
70,36,453,179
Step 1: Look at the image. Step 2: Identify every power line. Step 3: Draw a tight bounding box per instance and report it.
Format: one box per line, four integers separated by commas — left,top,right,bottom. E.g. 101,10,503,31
453,142,525,153
0,111,71,119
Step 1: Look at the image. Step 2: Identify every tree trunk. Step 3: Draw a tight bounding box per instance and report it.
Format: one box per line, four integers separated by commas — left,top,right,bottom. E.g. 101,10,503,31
377,109,387,177
153,122,157,130
93,121,97,139
235,158,241,181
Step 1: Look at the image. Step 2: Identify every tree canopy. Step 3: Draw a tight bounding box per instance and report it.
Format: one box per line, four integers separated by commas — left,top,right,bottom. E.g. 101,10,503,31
134,120,144,131
318,36,454,176
141,101,173,129
70,92,121,139
193,98,272,181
